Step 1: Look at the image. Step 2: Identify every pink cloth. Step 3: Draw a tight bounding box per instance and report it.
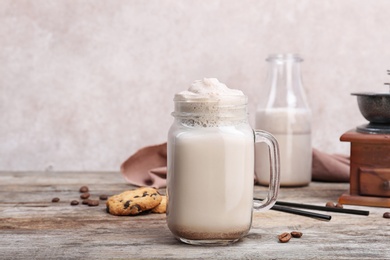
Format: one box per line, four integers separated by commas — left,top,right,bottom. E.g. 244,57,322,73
120,143,167,188
311,148,350,182
121,143,350,188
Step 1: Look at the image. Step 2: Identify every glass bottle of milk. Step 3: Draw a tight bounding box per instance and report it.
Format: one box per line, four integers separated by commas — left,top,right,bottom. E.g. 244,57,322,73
255,54,312,187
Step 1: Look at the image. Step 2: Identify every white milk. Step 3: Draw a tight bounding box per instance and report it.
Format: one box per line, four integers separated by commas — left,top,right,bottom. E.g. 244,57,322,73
167,126,254,239
167,78,254,241
255,108,312,186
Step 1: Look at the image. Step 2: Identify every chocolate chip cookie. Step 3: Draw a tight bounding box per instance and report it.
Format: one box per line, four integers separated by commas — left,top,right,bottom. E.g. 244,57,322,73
106,187,162,216
151,195,166,214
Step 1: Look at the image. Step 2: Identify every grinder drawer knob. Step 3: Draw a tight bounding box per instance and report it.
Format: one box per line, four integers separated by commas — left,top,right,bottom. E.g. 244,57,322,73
383,180,390,190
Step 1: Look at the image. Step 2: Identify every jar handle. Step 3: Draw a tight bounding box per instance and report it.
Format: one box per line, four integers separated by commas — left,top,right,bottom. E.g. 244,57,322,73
253,130,280,211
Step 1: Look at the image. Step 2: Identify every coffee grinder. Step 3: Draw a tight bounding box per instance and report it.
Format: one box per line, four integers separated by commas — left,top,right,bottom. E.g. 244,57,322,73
339,77,390,207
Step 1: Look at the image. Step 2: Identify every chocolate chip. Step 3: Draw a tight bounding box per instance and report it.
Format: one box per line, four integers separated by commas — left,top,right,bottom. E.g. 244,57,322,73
51,197,60,203
142,192,148,197
79,186,89,193
383,212,390,218
80,193,90,200
70,200,79,206
130,204,141,213
134,195,140,198
124,200,131,209
87,200,99,206
99,194,108,200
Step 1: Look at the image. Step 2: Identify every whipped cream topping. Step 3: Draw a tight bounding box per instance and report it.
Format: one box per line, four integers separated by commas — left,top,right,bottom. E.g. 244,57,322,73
173,78,247,127
174,78,245,102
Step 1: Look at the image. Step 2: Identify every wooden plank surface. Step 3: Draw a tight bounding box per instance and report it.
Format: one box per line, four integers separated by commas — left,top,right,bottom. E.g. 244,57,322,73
0,172,389,259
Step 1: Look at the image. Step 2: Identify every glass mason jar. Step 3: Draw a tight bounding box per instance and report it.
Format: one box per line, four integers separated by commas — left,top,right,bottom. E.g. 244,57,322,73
255,54,312,187
166,93,280,245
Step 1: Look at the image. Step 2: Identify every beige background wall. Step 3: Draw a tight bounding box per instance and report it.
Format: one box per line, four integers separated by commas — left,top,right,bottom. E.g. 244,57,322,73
1,0,390,171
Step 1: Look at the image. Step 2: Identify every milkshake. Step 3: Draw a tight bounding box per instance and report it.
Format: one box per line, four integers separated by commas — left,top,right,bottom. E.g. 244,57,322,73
167,78,280,245
168,127,254,241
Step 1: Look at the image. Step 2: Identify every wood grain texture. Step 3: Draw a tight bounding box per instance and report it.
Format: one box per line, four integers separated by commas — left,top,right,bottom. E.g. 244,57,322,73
1,172,389,259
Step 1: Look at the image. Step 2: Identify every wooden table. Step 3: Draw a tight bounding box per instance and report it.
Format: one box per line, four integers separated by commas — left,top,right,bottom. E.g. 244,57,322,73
1,172,389,259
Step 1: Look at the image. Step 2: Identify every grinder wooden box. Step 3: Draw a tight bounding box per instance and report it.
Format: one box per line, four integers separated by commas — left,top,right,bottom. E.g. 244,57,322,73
339,130,390,207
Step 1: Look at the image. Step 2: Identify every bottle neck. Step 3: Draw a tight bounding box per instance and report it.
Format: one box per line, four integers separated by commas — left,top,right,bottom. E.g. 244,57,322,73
262,54,309,110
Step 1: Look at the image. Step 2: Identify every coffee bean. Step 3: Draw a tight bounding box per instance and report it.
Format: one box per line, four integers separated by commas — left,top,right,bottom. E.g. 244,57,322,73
79,186,89,193
383,212,390,218
325,201,335,208
51,197,60,203
70,200,79,206
291,231,303,238
99,194,108,200
88,200,99,207
82,199,91,205
335,203,343,208
278,232,291,243
80,193,90,199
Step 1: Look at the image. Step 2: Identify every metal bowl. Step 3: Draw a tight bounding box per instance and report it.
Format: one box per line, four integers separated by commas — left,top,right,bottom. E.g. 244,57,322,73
352,92,390,124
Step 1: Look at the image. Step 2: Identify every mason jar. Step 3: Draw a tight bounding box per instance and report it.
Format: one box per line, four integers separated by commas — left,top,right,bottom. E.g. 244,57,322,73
166,91,280,245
